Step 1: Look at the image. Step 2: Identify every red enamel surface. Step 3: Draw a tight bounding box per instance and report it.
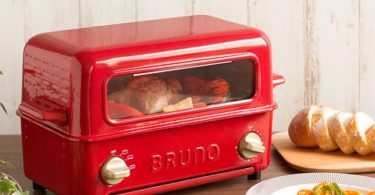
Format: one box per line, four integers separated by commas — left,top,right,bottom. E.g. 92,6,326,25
18,15,284,194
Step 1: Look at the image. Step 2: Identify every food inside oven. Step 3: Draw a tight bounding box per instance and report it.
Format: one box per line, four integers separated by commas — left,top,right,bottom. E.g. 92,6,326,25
107,59,255,119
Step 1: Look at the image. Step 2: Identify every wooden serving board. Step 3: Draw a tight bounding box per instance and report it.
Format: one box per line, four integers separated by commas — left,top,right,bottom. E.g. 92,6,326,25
272,131,375,173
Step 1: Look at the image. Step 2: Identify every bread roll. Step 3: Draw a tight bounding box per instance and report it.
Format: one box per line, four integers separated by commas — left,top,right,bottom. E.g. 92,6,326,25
366,124,375,153
347,112,375,155
288,105,320,147
327,112,355,154
311,107,339,151
289,106,375,155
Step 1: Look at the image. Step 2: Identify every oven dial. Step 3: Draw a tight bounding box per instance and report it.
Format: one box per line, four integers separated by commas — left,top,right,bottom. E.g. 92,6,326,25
238,132,265,159
101,157,130,185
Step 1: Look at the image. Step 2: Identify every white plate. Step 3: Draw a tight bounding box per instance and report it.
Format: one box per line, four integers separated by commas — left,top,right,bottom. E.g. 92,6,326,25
246,173,375,195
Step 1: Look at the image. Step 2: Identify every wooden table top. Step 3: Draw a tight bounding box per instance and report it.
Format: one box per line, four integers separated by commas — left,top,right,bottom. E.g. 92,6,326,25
0,135,374,195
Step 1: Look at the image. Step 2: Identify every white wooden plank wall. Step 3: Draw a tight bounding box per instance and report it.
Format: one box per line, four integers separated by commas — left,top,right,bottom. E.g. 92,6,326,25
193,0,248,25
0,1,25,135
248,0,305,132
136,0,193,20
0,0,374,134
310,0,359,112
360,0,375,117
79,0,136,27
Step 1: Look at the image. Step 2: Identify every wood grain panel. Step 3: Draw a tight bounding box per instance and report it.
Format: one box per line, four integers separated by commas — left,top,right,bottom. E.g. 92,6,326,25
78,1,137,49
23,0,79,38
303,0,320,106
306,0,359,112
0,0,25,134
136,0,192,21
248,0,305,131
79,0,136,27
359,0,375,118
193,0,248,25
273,131,375,173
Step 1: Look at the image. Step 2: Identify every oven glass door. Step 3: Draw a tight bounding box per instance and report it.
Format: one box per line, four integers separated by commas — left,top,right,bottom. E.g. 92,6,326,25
106,59,255,120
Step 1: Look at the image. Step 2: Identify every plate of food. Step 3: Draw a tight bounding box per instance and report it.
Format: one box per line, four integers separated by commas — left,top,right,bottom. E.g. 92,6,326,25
246,173,375,195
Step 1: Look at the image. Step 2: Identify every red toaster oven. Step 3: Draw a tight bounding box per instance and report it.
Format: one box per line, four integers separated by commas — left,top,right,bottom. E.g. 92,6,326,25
17,15,284,194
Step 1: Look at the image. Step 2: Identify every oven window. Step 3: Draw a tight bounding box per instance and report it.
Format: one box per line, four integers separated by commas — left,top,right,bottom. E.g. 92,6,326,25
106,59,255,120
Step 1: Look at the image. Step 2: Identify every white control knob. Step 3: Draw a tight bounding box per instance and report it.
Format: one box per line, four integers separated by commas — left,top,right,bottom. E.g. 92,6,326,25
238,132,265,159
101,157,130,185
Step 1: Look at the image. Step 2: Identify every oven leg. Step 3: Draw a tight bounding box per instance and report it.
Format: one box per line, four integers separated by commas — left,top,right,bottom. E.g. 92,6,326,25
32,182,46,191
247,171,261,180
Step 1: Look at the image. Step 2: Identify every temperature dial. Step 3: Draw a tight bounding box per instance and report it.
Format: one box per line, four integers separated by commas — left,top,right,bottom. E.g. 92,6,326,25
101,157,130,185
238,132,265,159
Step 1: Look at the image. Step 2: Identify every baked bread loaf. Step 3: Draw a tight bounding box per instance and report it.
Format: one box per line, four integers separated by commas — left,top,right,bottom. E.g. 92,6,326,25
347,112,374,155
327,112,355,154
311,106,339,151
288,105,320,147
289,106,375,156
366,124,375,153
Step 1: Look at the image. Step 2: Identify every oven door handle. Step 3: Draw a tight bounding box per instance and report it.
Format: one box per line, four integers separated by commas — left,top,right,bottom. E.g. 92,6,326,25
272,73,285,87
17,100,67,123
